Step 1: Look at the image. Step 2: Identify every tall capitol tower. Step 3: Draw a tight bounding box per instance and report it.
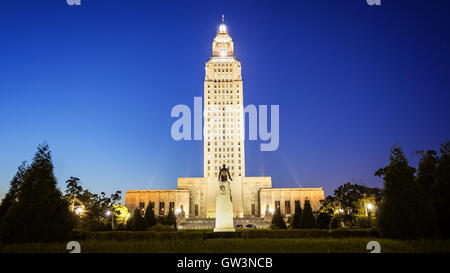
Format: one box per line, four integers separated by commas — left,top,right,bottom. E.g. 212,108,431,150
203,16,245,180
125,17,324,225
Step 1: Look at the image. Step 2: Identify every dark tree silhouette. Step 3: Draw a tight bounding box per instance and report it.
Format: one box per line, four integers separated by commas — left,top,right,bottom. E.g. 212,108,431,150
316,212,332,229
299,199,316,229
0,161,27,224
131,208,147,231
271,207,287,229
291,202,302,229
166,208,177,230
144,204,157,228
0,143,74,243
432,141,450,237
376,145,437,238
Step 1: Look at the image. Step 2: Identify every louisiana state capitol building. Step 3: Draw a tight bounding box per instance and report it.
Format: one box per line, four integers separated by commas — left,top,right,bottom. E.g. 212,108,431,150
125,18,324,228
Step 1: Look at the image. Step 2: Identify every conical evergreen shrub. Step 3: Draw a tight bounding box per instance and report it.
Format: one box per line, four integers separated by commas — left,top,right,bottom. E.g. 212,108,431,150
299,199,316,229
291,202,302,229
131,208,147,231
144,205,157,228
271,207,287,229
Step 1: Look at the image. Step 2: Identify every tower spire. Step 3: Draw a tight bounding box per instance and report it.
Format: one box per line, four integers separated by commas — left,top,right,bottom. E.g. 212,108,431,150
222,14,224,24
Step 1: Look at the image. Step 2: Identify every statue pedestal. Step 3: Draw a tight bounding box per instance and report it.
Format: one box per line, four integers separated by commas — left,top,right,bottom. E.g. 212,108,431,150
214,183,235,232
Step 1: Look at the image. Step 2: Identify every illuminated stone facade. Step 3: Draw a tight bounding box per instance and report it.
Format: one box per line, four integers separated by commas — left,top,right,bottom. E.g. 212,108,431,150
125,19,324,224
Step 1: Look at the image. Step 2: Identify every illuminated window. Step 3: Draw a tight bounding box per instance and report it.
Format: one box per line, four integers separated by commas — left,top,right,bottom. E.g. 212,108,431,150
285,201,291,214
159,202,165,216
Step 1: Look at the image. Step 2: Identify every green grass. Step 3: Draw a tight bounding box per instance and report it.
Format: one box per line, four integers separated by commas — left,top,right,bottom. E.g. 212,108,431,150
2,238,450,253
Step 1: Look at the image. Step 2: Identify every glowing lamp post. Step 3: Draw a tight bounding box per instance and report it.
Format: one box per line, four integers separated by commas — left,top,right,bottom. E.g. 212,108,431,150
367,203,374,219
366,203,375,228
269,207,275,214
106,210,114,230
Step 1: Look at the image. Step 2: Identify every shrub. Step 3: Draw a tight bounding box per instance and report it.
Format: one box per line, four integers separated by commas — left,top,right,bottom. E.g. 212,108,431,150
166,209,177,230
131,208,147,231
291,202,302,229
149,224,176,232
271,207,287,229
240,228,379,239
299,200,316,229
329,215,342,229
144,206,157,228
71,230,207,241
354,216,372,228
69,228,378,242
316,212,332,229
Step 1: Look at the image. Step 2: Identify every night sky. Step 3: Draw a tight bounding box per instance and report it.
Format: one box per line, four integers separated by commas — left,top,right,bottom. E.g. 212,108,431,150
1,0,449,200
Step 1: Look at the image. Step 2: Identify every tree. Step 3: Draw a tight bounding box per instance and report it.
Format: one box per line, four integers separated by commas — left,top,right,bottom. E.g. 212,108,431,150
329,215,342,229
416,150,438,190
291,202,302,229
317,183,382,227
271,207,287,229
0,143,74,243
0,161,27,224
112,204,129,227
144,204,157,228
131,208,147,231
299,199,316,229
432,141,450,237
64,177,85,219
316,212,332,229
77,187,122,231
166,209,177,230
65,177,83,199
376,145,437,238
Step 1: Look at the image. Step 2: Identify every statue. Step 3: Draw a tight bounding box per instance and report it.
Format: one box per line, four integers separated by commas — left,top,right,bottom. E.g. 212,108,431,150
218,164,232,200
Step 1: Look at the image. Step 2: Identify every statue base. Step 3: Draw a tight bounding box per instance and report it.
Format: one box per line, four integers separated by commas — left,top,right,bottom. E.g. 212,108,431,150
213,227,236,232
214,184,235,232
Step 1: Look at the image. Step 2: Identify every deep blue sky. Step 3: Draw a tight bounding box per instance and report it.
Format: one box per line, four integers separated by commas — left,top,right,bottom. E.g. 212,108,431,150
1,0,449,200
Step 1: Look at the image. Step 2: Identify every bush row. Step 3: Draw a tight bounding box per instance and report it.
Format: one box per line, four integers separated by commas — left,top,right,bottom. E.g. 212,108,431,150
71,228,379,241
241,228,379,239
72,230,211,241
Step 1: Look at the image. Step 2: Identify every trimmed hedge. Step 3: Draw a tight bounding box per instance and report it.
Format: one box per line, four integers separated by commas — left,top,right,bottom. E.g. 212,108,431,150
72,230,210,241
71,228,379,241
241,228,379,239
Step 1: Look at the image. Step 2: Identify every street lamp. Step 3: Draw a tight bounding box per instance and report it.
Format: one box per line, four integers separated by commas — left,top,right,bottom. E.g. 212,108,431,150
269,207,275,214
366,203,374,227
106,210,115,230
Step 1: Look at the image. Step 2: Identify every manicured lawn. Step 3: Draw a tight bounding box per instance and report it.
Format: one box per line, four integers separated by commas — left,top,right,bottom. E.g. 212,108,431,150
2,238,450,253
